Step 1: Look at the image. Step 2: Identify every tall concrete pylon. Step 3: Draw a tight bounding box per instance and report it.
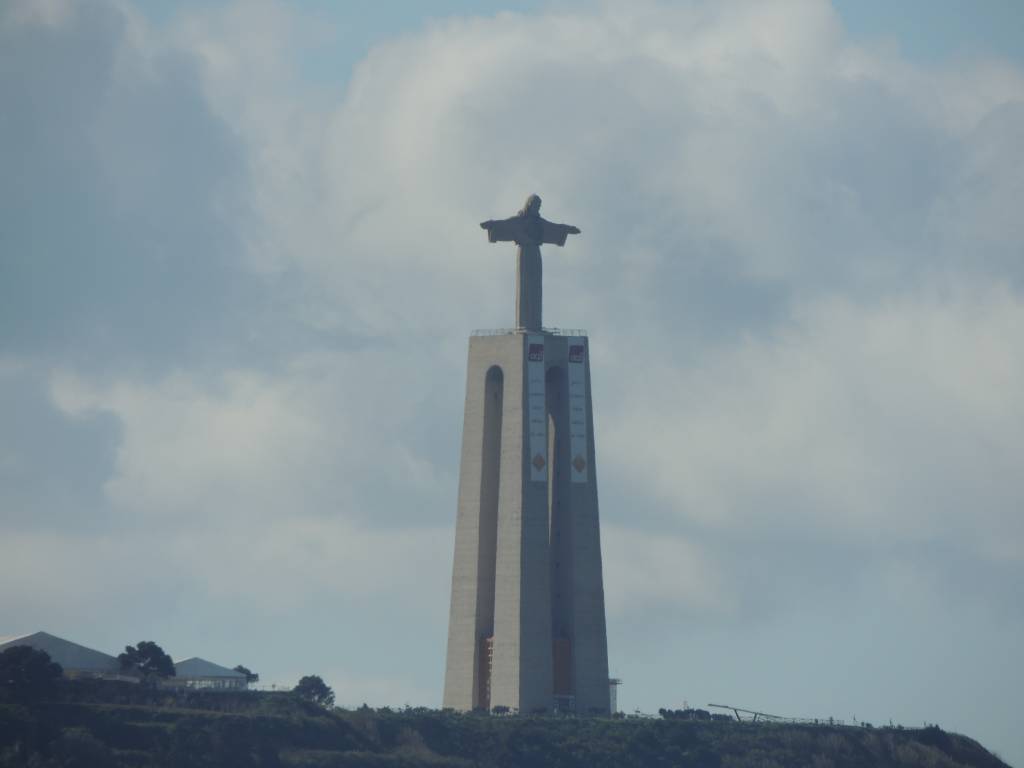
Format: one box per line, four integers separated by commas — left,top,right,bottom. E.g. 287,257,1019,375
443,195,610,715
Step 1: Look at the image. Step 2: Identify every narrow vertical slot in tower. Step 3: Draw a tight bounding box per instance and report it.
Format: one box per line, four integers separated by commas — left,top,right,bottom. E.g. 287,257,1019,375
547,365,575,707
476,365,503,711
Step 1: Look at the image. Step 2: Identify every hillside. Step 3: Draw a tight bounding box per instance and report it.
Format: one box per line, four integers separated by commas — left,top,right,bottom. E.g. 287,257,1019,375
0,683,1010,768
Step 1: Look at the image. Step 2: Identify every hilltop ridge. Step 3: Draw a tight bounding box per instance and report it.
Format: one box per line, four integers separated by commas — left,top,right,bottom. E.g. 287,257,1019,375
0,682,1010,768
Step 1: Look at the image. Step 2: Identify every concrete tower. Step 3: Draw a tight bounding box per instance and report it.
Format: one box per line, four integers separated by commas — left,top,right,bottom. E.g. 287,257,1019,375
443,196,610,715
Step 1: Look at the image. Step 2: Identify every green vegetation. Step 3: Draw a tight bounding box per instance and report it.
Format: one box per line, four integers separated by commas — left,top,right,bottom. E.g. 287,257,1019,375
0,680,1009,768
234,668,260,685
0,648,62,703
117,643,175,682
293,677,334,709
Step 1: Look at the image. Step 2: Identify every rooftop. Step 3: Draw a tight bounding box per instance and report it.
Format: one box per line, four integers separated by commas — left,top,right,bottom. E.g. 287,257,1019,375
173,657,247,679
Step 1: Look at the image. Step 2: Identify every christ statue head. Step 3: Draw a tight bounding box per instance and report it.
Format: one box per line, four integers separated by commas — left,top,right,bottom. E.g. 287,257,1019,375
519,194,542,218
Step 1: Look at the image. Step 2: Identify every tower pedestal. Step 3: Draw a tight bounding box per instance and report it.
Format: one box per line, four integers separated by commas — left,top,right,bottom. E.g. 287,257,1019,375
443,331,610,715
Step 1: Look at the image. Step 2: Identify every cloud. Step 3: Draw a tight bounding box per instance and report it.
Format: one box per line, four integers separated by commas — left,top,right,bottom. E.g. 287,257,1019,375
267,0,1024,339
48,347,458,528
0,362,117,531
50,368,327,525
41,359,453,630
0,0,267,370
607,284,1024,554
149,9,1024,580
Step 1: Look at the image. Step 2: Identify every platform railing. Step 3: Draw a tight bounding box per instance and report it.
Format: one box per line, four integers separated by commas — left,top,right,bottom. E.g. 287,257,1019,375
471,327,587,337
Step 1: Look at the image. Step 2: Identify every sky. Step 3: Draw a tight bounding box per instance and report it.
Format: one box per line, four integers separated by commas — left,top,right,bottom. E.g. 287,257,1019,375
1,0,1022,763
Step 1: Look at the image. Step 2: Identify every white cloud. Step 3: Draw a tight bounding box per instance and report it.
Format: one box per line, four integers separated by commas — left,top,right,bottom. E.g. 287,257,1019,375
6,0,1022,625
44,352,454,616
171,517,451,611
605,284,1024,564
49,346,456,524
0,531,165,619
51,368,326,522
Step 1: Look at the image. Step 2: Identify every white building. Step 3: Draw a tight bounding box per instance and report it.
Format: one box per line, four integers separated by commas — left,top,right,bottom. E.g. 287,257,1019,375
1,632,250,690
168,657,248,690
0,631,127,680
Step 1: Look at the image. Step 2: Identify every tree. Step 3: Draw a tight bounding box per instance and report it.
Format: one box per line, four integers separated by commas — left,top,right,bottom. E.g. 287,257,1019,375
293,675,334,707
233,665,259,684
0,646,63,701
117,641,175,680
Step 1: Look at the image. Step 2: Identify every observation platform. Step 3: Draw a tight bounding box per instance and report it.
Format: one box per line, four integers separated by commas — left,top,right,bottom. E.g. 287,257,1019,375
471,327,588,338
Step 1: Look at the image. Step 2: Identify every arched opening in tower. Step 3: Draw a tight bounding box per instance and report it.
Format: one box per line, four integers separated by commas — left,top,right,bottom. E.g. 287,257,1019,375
476,364,502,711
546,364,575,698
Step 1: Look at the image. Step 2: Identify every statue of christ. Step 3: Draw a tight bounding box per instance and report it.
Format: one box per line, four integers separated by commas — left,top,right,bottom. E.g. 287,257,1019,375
480,194,581,331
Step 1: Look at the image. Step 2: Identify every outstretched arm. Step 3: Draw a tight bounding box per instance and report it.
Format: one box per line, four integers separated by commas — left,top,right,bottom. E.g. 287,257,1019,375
480,217,521,243
540,219,581,247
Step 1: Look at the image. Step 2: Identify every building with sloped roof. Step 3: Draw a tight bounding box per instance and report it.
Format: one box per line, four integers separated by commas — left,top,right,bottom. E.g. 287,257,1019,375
0,631,127,680
168,657,248,690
